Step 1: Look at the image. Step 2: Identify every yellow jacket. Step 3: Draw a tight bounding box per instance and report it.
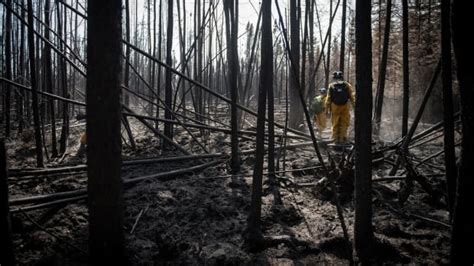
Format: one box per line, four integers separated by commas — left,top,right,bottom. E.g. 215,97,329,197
325,81,355,110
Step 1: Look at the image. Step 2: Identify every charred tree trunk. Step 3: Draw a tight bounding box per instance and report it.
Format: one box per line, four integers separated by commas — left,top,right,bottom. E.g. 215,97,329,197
450,1,474,264
178,0,190,117
27,0,44,167
354,0,373,262
87,0,125,263
195,0,203,122
307,0,316,103
164,0,174,144
57,1,69,155
325,0,332,88
44,0,58,157
4,0,12,138
441,0,456,214
401,0,409,136
374,0,392,132
289,0,302,129
339,0,346,73
147,0,152,115
224,0,240,174
246,0,272,250
267,9,280,204
156,0,163,123
301,0,309,102
0,139,15,265
17,0,26,133
152,0,157,119
124,0,131,107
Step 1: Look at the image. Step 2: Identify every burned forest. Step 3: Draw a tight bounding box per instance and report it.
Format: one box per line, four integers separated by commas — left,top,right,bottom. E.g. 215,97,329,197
0,0,472,264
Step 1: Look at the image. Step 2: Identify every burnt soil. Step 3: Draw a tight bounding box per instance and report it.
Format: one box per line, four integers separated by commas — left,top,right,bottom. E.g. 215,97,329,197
5,114,452,265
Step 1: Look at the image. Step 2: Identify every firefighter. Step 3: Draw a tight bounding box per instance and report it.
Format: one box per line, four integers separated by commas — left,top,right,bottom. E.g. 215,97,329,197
325,71,355,144
76,132,87,157
75,112,87,157
311,88,328,136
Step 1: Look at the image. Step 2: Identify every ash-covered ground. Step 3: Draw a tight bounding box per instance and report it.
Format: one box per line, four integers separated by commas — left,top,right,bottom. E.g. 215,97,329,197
5,109,453,265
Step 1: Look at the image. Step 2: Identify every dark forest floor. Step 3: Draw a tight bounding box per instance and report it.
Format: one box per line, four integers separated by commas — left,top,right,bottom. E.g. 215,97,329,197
5,109,453,265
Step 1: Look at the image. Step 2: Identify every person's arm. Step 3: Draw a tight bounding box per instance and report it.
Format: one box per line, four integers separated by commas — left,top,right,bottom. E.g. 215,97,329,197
346,82,356,106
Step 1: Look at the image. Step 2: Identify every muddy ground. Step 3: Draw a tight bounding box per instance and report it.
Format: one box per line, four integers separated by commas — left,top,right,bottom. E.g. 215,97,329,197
5,108,453,265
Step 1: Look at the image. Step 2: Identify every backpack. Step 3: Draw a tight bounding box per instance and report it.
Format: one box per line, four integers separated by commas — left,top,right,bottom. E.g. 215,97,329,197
329,82,349,105
310,95,325,115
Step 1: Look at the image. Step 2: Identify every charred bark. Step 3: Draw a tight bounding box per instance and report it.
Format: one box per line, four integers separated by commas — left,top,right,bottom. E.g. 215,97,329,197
450,1,474,264
441,0,457,214
246,0,272,251
374,0,392,133
354,0,374,261
27,0,44,167
87,0,125,263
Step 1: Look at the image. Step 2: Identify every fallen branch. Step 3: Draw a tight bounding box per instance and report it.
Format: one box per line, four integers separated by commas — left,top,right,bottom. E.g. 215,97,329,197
383,202,451,229
373,176,406,182
10,195,87,214
9,153,225,178
123,111,309,141
10,159,224,208
130,204,150,234
408,213,451,228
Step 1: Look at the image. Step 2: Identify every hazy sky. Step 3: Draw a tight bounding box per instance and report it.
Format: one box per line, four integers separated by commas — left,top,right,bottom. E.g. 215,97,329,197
129,0,349,60
5,0,350,63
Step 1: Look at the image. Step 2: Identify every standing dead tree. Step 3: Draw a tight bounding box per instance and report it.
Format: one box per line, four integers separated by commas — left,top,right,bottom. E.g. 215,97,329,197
26,0,44,167
373,0,392,134
339,0,347,73
17,0,26,134
307,0,316,103
0,139,15,266
354,0,374,262
124,0,131,107
325,0,332,89
245,0,272,251
450,0,473,264
56,0,70,155
289,0,302,129
401,0,409,136
44,0,58,157
223,0,241,174
86,0,125,263
440,0,456,213
4,0,12,138
164,0,174,146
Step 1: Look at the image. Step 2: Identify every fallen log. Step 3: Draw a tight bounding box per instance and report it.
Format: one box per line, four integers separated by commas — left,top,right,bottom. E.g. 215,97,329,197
10,188,87,206
9,153,225,178
123,112,309,141
10,195,87,214
9,159,224,207
10,140,327,179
